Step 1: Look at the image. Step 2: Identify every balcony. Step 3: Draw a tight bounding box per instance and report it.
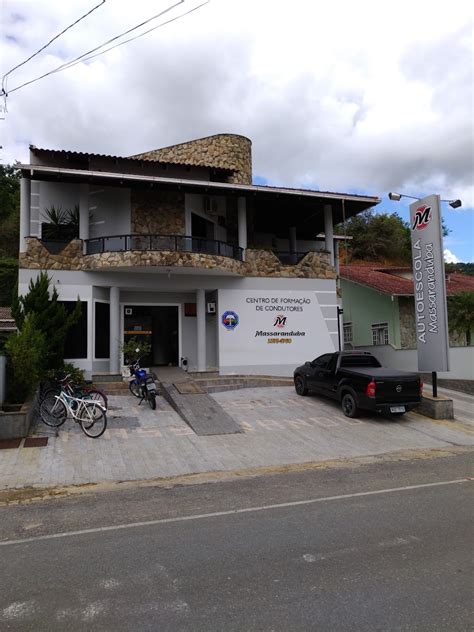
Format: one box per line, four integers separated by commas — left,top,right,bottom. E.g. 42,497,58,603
84,234,244,262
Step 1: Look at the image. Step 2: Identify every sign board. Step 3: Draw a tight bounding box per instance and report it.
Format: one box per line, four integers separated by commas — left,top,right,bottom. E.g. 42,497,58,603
218,289,335,373
409,194,449,371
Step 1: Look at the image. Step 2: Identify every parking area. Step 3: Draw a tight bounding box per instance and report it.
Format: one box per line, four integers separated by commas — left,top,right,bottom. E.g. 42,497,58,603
0,386,472,490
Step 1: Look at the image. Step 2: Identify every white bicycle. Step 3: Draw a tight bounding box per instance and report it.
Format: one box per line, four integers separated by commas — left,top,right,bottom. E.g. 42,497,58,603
39,390,107,438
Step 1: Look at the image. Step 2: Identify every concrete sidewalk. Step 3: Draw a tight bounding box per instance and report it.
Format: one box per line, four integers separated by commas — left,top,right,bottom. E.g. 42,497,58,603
0,386,472,490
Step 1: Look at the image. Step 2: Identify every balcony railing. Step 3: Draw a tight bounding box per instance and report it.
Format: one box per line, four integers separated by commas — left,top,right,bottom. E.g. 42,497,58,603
84,234,244,261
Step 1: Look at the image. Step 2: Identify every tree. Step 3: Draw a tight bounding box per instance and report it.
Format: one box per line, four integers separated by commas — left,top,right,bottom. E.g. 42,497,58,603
336,211,412,264
12,272,81,370
0,165,20,305
447,292,474,346
5,313,45,403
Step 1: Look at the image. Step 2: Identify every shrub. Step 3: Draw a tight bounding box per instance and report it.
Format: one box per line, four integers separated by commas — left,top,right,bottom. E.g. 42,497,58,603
5,313,45,403
121,337,151,364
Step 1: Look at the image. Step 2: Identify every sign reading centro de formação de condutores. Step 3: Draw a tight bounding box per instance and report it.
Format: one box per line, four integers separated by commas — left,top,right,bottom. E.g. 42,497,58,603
218,290,334,372
409,194,449,372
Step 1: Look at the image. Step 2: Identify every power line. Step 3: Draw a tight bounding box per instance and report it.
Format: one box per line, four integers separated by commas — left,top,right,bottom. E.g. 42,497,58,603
5,0,208,96
1,0,106,96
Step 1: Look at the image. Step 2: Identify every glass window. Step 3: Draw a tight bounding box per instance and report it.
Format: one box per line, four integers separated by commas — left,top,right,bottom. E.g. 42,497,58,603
62,301,88,359
343,322,353,344
371,322,389,345
95,302,110,359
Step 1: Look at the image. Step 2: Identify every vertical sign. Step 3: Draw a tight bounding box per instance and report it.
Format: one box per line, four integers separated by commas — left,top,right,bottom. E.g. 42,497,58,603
409,194,449,371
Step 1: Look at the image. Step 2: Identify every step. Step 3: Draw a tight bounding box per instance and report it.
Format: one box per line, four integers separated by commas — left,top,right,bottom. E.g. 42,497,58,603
91,373,124,383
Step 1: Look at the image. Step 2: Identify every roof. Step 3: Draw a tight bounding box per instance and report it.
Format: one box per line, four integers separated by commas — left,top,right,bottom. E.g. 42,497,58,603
340,264,474,297
28,146,233,173
0,307,16,332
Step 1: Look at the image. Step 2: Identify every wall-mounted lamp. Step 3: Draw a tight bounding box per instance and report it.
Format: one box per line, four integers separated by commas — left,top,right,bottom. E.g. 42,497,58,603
388,192,462,208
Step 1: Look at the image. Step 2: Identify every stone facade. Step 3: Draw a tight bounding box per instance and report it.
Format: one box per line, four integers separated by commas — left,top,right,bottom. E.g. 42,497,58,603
20,239,336,280
131,190,185,235
132,134,252,185
399,295,467,348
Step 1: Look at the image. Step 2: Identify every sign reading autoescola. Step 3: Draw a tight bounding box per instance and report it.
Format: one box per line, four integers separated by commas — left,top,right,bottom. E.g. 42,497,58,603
409,194,449,372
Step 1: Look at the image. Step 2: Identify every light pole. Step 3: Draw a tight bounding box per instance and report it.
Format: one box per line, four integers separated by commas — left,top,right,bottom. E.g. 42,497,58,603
388,192,462,398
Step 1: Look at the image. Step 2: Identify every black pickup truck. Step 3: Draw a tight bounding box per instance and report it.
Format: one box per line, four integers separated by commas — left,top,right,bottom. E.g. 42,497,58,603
294,351,422,418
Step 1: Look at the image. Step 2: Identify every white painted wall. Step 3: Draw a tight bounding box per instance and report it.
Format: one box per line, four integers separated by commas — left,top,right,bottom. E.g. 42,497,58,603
89,186,131,237
356,344,474,380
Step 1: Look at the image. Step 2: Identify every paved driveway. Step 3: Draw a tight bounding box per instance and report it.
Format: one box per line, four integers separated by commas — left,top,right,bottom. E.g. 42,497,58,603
0,387,472,490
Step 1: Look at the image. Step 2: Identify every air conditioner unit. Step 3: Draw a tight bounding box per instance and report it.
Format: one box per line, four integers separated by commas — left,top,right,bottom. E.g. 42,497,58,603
207,302,216,314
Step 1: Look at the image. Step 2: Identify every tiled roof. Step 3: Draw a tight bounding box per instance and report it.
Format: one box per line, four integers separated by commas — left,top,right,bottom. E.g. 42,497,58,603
340,264,474,296
0,307,16,332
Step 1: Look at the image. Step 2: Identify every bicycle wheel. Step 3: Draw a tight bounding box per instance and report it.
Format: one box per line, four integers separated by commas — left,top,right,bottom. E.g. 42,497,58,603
84,389,108,410
129,381,141,398
40,396,67,427
80,402,107,438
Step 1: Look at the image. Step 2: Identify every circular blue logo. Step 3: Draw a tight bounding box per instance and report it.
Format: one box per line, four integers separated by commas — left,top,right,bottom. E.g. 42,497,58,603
221,310,239,330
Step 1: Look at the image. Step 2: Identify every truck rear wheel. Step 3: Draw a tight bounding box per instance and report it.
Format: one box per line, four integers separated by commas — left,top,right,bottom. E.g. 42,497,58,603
341,393,358,418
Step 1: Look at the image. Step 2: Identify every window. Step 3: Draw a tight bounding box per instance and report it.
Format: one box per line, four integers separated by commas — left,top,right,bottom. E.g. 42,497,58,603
343,322,353,344
95,302,110,358
312,353,333,368
61,301,88,359
372,322,389,346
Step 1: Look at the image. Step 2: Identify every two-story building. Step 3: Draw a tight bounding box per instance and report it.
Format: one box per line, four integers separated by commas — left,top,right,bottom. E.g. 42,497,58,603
18,133,380,377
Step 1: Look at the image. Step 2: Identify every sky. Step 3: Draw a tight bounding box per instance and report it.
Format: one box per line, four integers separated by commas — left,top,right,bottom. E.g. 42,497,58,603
1,0,473,262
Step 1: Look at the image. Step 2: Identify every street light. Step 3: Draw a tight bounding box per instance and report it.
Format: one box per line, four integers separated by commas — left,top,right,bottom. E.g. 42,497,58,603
388,192,462,208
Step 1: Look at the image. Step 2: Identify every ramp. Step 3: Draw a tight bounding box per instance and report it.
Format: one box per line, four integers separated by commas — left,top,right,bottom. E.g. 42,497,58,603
154,367,242,436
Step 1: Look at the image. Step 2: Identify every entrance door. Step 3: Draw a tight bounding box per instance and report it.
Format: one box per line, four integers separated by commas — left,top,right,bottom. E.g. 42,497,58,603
124,306,179,366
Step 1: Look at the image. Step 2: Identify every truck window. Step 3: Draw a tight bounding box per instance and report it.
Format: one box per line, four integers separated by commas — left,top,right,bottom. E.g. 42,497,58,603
313,353,333,369
340,355,381,368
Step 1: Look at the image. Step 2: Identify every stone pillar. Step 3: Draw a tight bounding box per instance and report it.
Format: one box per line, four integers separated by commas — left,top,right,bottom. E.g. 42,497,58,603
19,177,31,253
237,197,247,261
196,289,206,372
109,287,120,373
79,184,89,253
324,204,334,266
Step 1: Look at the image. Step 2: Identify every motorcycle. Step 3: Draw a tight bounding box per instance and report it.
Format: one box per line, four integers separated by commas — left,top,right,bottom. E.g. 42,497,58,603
128,356,157,410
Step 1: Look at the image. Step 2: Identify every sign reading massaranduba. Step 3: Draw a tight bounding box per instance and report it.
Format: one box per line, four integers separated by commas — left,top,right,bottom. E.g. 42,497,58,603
218,289,335,373
409,194,449,372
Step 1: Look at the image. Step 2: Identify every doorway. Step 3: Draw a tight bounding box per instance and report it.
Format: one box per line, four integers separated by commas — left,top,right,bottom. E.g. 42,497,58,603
124,305,179,366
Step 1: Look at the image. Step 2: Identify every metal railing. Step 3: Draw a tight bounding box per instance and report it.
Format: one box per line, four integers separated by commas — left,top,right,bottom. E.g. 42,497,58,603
84,234,244,261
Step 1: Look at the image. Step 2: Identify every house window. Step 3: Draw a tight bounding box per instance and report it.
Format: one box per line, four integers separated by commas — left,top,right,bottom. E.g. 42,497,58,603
61,301,88,359
343,322,353,344
95,302,110,359
372,322,389,346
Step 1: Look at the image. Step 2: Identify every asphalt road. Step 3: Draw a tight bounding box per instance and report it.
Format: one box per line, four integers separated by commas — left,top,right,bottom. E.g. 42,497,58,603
0,451,472,631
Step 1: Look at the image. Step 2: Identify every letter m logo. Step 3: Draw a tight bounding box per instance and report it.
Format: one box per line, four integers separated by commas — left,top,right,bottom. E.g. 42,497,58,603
412,205,431,231
274,315,287,328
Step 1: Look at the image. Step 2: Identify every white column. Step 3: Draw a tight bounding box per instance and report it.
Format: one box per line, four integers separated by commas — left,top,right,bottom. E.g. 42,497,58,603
79,184,89,252
109,287,120,373
237,196,247,261
324,204,334,266
196,289,206,372
19,177,31,253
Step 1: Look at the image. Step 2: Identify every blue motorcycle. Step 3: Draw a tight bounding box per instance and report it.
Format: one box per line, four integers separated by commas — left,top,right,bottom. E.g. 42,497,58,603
128,357,157,410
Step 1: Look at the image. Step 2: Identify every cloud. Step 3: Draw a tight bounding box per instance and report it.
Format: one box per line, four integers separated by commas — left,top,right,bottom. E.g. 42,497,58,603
0,0,472,211
444,249,460,264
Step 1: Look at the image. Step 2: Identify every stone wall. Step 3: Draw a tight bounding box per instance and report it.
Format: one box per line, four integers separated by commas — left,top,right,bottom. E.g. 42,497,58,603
132,134,252,185
20,239,336,279
131,190,185,235
399,295,468,348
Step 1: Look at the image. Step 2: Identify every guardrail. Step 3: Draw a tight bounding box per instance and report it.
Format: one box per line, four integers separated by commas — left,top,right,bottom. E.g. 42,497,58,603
84,234,244,261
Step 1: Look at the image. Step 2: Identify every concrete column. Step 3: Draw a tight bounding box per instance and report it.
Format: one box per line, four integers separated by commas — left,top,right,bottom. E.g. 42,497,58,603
109,287,120,373
237,196,247,261
19,177,31,253
196,289,206,372
289,226,297,253
324,204,334,266
79,184,89,252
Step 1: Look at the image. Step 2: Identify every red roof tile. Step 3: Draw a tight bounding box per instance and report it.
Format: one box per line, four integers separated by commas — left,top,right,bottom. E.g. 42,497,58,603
340,265,474,296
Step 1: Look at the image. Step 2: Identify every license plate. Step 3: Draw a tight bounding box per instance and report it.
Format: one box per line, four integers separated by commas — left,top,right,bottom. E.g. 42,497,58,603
390,406,405,413
146,383,156,391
